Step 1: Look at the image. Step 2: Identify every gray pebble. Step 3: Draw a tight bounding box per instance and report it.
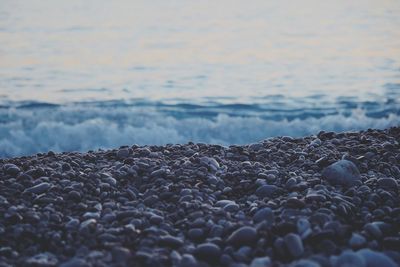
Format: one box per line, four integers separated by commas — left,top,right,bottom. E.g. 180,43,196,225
250,256,271,267
349,233,367,248
25,182,51,194
227,226,258,247
357,249,397,267
333,251,366,267
377,178,398,190
117,148,130,159
253,207,274,225
255,185,279,198
284,233,304,258
322,160,361,187
25,252,58,267
59,258,89,267
193,243,221,262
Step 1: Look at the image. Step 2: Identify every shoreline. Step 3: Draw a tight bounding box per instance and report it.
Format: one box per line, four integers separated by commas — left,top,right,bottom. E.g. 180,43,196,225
1,127,399,266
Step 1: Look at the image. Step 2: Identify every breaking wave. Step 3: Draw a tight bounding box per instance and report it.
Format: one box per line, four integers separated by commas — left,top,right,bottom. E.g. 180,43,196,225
0,99,399,158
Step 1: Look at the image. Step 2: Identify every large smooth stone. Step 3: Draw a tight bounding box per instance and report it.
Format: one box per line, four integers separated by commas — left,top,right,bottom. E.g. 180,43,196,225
25,182,51,194
284,233,304,258
253,207,274,224
357,249,397,267
255,185,279,198
333,251,366,267
226,226,258,247
193,243,221,262
322,160,361,187
250,256,271,267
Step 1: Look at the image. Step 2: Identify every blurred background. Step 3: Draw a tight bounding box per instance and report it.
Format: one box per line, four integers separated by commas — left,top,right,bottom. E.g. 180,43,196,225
0,0,399,157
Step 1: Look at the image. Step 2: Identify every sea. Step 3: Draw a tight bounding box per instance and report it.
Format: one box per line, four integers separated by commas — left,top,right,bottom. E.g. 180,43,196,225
0,0,399,158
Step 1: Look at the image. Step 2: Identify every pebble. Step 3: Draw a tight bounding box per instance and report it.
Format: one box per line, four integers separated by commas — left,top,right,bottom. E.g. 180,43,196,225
250,257,271,267
377,178,398,190
224,203,240,212
227,226,258,247
3,164,21,176
357,249,397,267
65,218,80,230
200,156,220,171
296,218,311,235
193,243,222,262
255,185,279,198
349,233,367,248
111,247,132,263
188,228,205,241
67,190,81,201
284,233,304,258
253,207,274,224
25,182,51,194
25,252,58,267
178,254,198,267
159,236,184,248
321,160,361,187
143,195,159,206
116,148,130,159
364,223,382,239
290,259,321,267
333,251,366,267
59,258,89,267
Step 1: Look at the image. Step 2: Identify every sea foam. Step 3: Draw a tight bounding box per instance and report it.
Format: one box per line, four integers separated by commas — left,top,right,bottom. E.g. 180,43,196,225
0,100,398,158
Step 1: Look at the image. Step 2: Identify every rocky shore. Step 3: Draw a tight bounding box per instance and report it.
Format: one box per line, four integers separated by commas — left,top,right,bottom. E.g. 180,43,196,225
1,127,399,267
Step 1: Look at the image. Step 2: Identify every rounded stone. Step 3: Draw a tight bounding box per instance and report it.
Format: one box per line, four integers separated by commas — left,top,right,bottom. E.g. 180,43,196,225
377,178,398,190
159,236,184,248
25,182,51,194
67,190,81,202
321,160,361,187
179,254,199,267
364,223,382,239
357,249,397,267
349,233,367,249
59,258,89,267
4,164,21,176
250,256,271,267
227,226,258,247
284,233,304,258
253,207,274,225
297,218,311,234
224,203,240,212
255,185,279,198
290,259,320,267
193,243,221,262
25,252,58,267
333,251,366,267
188,228,205,241
116,148,130,159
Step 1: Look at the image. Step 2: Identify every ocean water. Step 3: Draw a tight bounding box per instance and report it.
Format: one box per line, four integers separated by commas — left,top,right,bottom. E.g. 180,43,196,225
0,0,399,157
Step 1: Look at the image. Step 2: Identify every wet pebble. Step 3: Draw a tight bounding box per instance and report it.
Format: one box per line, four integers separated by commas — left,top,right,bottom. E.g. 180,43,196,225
227,226,258,247
333,251,366,267
322,160,361,187
357,249,397,267
255,185,279,198
25,252,58,267
377,178,398,190
193,243,221,262
284,233,304,258
25,182,51,194
253,207,274,225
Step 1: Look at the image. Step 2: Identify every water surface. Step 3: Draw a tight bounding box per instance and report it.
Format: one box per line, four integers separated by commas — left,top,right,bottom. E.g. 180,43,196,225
0,0,399,157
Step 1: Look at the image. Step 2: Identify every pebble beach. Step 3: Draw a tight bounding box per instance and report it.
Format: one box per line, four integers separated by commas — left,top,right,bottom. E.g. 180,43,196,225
1,127,399,267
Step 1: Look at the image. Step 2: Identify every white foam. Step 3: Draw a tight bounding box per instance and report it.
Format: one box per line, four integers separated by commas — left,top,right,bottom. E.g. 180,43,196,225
0,106,398,158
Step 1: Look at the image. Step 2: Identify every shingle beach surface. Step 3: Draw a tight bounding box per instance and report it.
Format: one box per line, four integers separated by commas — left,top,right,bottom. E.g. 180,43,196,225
1,127,399,266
